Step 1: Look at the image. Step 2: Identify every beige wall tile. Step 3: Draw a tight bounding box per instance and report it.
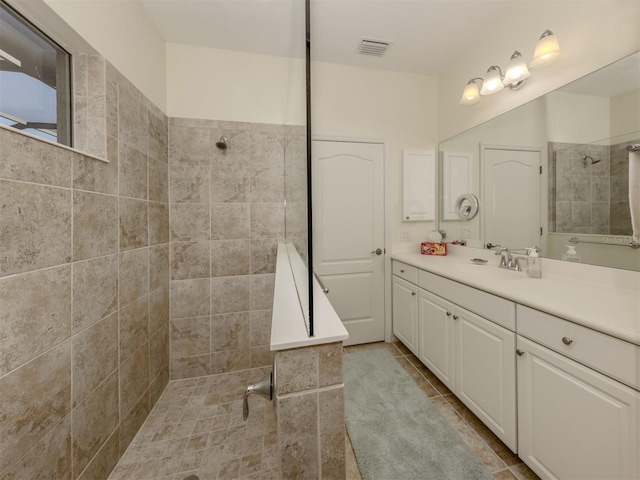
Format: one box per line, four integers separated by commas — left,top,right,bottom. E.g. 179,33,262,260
1,180,72,276
119,197,149,251
250,203,285,239
119,392,149,456
210,161,250,203
171,354,210,380
318,342,343,388
250,274,275,311
210,312,250,353
170,204,210,242
77,428,120,480
171,241,211,280
119,248,149,307
149,244,170,291
170,163,210,204
210,276,250,314
148,110,168,164
0,128,72,187
250,238,278,275
0,341,71,469
319,387,345,479
73,149,118,195
250,346,273,368
148,157,168,203
169,122,211,165
171,316,210,358
1,415,72,480
211,239,250,277
149,367,169,410
149,285,170,335
72,254,118,333
276,393,318,480
249,309,271,347
119,144,148,200
210,349,250,375
119,344,150,419
275,348,317,396
72,313,118,407
211,203,250,240
73,190,118,261
118,88,147,154
149,324,169,380
0,265,71,376
119,295,149,363
170,278,211,320
72,371,119,476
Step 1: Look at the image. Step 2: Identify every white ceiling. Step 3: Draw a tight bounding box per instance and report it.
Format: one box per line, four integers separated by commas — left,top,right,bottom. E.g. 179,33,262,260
140,0,520,75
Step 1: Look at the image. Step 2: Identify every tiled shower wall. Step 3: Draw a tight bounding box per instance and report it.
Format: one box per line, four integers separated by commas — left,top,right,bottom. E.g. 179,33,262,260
549,140,635,235
168,119,306,380
0,55,170,479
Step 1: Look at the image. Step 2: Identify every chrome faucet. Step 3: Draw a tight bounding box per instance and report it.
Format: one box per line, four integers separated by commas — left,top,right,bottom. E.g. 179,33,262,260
495,247,525,271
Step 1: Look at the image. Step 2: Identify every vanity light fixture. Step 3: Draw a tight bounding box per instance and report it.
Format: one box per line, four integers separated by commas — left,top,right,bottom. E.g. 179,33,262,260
459,29,559,105
530,29,561,68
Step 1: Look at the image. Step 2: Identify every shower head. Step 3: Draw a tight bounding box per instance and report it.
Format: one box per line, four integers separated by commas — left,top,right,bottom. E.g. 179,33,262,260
581,154,600,166
216,136,228,150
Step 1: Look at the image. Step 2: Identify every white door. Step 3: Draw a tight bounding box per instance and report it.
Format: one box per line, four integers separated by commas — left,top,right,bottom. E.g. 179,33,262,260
312,140,385,345
483,145,541,250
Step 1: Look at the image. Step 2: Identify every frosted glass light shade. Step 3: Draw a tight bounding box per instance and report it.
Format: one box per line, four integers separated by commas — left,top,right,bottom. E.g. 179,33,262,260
504,51,531,86
480,67,504,95
460,80,481,105
530,29,560,68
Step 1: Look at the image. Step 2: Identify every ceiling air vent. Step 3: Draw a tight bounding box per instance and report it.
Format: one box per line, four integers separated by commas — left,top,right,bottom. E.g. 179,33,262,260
356,38,391,57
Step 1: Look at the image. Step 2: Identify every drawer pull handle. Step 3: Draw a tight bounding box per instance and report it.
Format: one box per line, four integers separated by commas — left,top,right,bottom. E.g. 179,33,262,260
400,269,405,273
516,349,525,356
411,291,416,296
446,311,452,317
562,337,573,345
452,315,459,320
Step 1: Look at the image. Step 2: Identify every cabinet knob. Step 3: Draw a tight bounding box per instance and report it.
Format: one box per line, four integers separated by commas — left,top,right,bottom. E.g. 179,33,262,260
562,337,573,345
516,349,525,356
452,315,459,320
400,269,405,273
411,291,416,296
446,311,452,317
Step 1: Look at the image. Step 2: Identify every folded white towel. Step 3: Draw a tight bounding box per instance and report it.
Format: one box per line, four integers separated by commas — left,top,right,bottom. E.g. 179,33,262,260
630,150,640,242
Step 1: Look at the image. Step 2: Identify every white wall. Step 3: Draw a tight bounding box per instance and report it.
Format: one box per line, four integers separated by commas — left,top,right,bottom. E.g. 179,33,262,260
437,0,640,142
311,61,439,253
42,0,167,112
166,44,305,125
610,88,640,141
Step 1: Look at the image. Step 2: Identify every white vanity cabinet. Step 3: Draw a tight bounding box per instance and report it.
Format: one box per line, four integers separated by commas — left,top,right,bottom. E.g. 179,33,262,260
392,262,419,355
517,306,640,480
392,261,518,451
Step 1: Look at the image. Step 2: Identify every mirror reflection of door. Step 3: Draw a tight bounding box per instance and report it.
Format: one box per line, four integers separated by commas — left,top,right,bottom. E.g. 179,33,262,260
312,140,385,346
482,145,542,250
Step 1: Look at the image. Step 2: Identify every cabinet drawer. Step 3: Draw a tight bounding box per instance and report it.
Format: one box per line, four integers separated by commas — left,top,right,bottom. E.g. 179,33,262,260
393,261,418,284
419,270,515,331
517,305,640,391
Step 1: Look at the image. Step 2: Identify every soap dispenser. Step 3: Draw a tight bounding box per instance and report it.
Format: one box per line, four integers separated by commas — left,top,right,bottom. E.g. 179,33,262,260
562,245,581,262
526,246,542,278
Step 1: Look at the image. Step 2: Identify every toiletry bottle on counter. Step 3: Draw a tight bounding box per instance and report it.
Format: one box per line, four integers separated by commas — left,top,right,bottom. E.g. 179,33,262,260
526,246,542,278
562,245,581,262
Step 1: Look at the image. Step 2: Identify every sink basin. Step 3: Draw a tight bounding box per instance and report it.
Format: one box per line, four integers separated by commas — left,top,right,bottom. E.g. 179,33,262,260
455,263,525,280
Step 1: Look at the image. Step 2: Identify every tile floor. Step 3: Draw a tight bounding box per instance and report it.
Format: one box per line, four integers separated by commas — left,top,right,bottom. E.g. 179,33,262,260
109,342,539,480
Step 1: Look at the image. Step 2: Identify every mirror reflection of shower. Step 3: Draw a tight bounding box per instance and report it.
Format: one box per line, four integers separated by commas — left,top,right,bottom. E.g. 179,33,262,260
580,153,601,166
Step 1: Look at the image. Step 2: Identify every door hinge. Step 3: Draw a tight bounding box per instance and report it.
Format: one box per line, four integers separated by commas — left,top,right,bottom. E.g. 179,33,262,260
539,165,542,174
540,227,543,236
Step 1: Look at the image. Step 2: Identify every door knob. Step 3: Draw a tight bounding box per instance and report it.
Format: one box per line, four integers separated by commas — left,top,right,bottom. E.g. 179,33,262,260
371,248,383,255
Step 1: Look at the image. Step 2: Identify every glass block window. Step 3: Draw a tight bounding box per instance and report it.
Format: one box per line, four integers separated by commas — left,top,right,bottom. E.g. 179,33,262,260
0,0,71,145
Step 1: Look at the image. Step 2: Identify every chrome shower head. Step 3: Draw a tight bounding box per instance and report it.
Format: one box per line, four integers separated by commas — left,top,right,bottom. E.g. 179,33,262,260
216,136,228,150
581,154,600,165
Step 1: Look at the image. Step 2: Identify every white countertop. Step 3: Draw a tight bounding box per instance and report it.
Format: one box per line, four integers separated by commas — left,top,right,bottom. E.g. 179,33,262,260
392,246,640,346
270,243,349,351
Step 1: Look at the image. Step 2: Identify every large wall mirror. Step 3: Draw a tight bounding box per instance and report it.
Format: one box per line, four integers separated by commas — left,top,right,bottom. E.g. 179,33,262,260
439,51,640,271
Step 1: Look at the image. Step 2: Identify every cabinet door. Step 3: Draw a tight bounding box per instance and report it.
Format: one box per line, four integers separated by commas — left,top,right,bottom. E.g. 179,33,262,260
517,336,640,480
417,289,455,391
455,306,517,452
392,275,418,354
